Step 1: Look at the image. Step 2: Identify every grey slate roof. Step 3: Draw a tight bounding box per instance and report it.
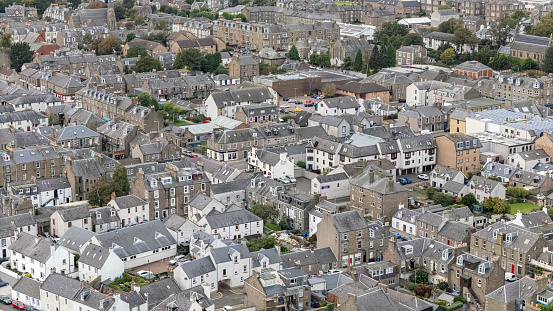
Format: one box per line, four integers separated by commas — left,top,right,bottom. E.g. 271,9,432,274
281,247,337,268
473,222,539,253
58,226,97,253
438,221,469,241
93,220,176,258
205,208,262,229
79,244,111,269
210,179,247,195
252,248,282,268
40,273,81,299
112,194,147,210
36,177,70,192
138,278,182,306
322,96,361,109
178,256,216,278
486,276,536,303
9,232,55,263
210,244,252,264
11,275,41,299
333,211,368,232
162,213,186,232
0,213,36,239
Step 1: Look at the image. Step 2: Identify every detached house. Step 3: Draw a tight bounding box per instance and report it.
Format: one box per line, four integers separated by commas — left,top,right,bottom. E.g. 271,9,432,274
317,96,363,116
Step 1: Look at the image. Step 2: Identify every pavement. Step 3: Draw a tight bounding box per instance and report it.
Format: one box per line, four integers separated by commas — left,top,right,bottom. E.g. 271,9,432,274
0,271,17,311
213,284,244,311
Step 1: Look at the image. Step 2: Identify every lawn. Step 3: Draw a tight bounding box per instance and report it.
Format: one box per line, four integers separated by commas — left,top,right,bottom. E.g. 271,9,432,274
173,120,189,126
509,202,540,215
266,222,280,231
335,1,354,5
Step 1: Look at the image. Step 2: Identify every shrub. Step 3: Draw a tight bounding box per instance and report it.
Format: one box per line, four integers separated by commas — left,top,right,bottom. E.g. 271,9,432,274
444,301,464,311
437,281,449,290
297,161,306,169
453,296,467,304
409,269,428,284
434,299,447,307
408,283,416,291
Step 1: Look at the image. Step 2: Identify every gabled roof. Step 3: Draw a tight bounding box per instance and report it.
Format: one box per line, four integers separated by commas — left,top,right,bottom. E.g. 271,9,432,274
333,211,368,232
79,244,112,269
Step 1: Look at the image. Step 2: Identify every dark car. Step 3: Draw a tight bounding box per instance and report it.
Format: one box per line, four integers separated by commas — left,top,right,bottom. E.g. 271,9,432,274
0,280,8,287
404,177,412,184
0,257,8,264
304,103,314,107
0,295,11,305
283,98,290,101
24,306,39,311
396,178,407,185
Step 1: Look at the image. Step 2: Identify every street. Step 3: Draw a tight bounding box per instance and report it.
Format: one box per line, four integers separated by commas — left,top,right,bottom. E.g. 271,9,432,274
0,271,17,311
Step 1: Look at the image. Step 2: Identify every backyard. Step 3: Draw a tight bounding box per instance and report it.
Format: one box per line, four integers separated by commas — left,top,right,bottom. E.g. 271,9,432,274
509,202,540,215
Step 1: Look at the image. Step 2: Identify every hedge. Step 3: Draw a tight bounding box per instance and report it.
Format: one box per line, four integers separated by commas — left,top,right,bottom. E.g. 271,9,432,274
444,301,464,311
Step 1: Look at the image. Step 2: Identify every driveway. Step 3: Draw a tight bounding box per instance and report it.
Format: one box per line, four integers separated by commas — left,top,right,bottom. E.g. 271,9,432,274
0,271,17,311
213,284,244,311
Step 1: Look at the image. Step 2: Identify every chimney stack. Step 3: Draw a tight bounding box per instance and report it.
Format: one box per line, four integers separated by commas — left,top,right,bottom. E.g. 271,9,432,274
111,192,116,202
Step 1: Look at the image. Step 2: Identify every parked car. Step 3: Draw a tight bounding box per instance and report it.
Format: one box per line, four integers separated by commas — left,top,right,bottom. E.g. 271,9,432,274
311,94,318,98
396,178,407,185
0,295,11,305
0,258,8,264
0,280,8,287
136,271,154,279
12,301,26,310
223,307,233,311
41,232,50,238
404,177,412,184
318,95,325,99
304,102,314,107
169,255,186,265
417,174,429,180
327,270,342,275
281,104,290,108
24,307,39,311
189,155,198,158
288,99,297,104
286,175,297,183
283,98,290,101
294,108,303,112
279,176,291,184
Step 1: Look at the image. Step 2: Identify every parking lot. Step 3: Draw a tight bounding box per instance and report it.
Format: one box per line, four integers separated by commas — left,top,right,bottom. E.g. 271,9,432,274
213,284,245,311
0,271,17,311
280,96,320,114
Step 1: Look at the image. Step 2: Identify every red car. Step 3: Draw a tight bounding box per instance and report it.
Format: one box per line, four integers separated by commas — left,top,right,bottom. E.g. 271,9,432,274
12,300,25,310
189,155,198,158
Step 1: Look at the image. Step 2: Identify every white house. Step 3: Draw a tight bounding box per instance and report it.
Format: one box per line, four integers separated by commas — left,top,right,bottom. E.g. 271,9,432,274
424,31,477,54
430,9,464,27
9,94,64,113
430,165,466,189
107,194,149,226
210,180,247,208
311,168,349,199
309,200,338,237
507,149,550,170
0,111,48,131
188,193,226,218
465,176,506,202
248,147,295,179
90,220,177,269
405,81,452,107
205,86,275,119
11,276,42,310
9,233,74,281
78,243,124,283
197,205,263,240
392,204,420,237
35,177,72,207
317,96,363,116
50,202,92,237
0,213,36,259
162,213,199,246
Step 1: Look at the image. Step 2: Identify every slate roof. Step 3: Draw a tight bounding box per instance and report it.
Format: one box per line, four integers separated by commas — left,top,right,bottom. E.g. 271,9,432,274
90,206,120,226
93,220,176,258
205,208,262,229
486,276,536,303
178,256,216,279
0,213,36,239
321,96,361,109
36,177,70,192
337,81,389,94
394,238,428,261
210,179,248,195
57,205,90,222
281,247,337,268
438,221,469,241
58,226,97,252
11,276,41,299
210,244,252,264
515,210,552,228
481,162,516,180
138,278,182,306
162,213,186,232
9,232,56,263
79,244,111,269
41,273,81,299
473,222,539,253
333,211,368,232
252,248,282,268
209,86,272,108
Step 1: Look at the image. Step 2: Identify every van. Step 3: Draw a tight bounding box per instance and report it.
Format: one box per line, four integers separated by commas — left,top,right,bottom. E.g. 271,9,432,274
505,273,516,282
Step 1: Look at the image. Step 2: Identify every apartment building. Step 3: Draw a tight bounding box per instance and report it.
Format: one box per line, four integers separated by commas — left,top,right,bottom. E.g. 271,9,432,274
435,133,481,174
494,74,553,106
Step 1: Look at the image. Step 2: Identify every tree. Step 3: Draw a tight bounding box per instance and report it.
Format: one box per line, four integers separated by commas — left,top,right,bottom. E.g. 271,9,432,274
126,32,136,43
322,83,336,97
342,56,353,70
160,102,188,121
0,33,12,49
528,18,553,38
155,20,167,30
91,36,122,55
544,46,553,73
353,50,363,72
440,48,456,65
437,18,463,34
137,92,159,110
69,0,81,9
123,0,134,9
114,5,127,20
437,282,449,291
203,52,222,73
402,33,424,47
126,45,148,58
460,193,477,208
434,193,455,207
483,197,510,214
452,28,479,52
87,1,106,8
82,33,93,47
489,18,516,47
369,45,383,71
112,166,130,196
140,32,168,45
88,181,113,206
133,55,163,73
511,9,529,22
409,269,428,284
521,57,538,70
173,48,203,70
10,43,33,72
222,12,247,22
506,186,532,200
250,204,279,222
286,45,301,61
310,53,330,67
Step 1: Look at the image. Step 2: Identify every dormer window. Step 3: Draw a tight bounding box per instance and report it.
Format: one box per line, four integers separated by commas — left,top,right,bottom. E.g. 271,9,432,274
493,229,498,239
110,208,116,216
478,264,485,274
442,249,449,260
456,255,463,266
506,233,512,243
96,212,101,219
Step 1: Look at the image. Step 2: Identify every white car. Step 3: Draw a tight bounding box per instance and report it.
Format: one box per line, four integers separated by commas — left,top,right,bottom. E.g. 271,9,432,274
136,270,154,279
417,174,429,180
279,176,291,184
169,255,186,265
223,307,233,311
281,104,290,108
327,269,342,275
286,175,297,183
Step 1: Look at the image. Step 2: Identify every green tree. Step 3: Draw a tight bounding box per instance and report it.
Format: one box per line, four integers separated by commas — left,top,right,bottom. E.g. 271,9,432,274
203,52,222,73
113,5,127,20
342,56,353,70
286,45,301,61
222,12,247,22
126,45,148,58
460,193,477,208
434,193,455,207
140,32,168,45
402,33,424,47
353,50,363,72
126,32,136,43
545,46,553,73
91,36,122,55
489,18,516,47
159,102,188,120
88,181,113,206
440,48,456,65
483,197,510,214
0,33,12,49
137,92,159,110
438,4,451,9
112,166,130,197
134,15,144,25
452,28,479,53
310,53,330,67
173,48,203,70
83,32,93,46
132,55,162,73
506,186,532,199
250,204,279,222
409,269,428,284
437,18,463,34
10,42,33,72
123,0,134,9
511,9,529,22
369,45,383,71
87,1,106,8
155,20,167,30
529,18,553,37
521,57,538,70
437,282,449,291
